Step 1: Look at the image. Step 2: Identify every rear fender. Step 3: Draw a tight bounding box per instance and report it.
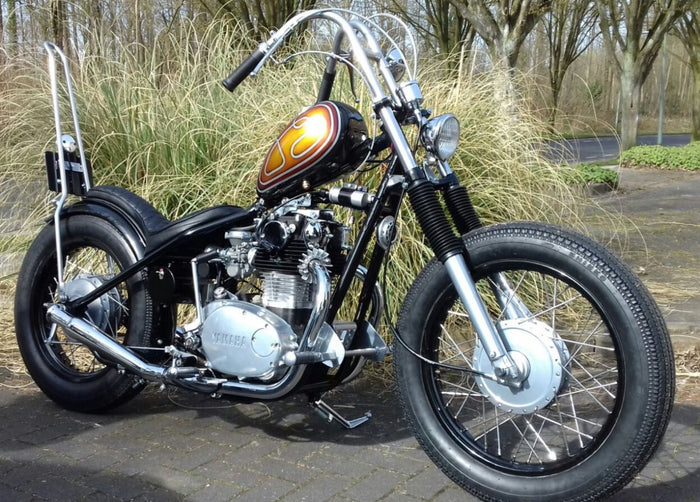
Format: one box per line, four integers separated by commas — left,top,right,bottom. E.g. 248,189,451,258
54,202,176,351
58,201,146,259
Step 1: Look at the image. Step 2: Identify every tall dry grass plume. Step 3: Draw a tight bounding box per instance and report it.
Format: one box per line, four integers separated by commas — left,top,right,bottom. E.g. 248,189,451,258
0,19,597,375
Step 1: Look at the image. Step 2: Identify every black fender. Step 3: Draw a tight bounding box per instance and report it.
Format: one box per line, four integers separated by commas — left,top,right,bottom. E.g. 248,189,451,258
79,185,170,249
54,198,176,353
58,199,148,260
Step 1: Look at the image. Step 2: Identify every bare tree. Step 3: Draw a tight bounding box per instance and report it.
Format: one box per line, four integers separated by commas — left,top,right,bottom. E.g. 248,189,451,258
448,0,551,72
676,4,700,140
386,0,475,59
4,0,18,55
208,0,318,40
595,0,688,150
544,0,599,129
51,0,69,54
131,0,146,63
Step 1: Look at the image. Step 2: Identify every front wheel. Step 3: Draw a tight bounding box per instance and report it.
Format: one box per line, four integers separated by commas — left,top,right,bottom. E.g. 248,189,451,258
394,222,674,502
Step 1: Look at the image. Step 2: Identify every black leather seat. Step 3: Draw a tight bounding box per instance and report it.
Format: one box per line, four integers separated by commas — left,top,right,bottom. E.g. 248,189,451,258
87,185,253,252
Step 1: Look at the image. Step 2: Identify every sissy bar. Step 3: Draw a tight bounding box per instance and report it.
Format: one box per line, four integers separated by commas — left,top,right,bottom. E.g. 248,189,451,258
43,42,93,295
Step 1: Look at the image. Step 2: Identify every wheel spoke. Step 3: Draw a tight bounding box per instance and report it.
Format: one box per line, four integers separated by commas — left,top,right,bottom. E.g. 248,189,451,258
438,374,486,398
533,410,595,442
526,292,583,322
439,323,474,369
40,245,129,376
430,267,620,469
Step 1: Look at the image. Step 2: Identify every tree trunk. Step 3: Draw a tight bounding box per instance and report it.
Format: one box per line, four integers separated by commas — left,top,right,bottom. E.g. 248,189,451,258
5,0,18,55
51,0,68,53
693,64,700,141
549,85,561,131
619,60,641,151
0,2,4,58
485,40,520,117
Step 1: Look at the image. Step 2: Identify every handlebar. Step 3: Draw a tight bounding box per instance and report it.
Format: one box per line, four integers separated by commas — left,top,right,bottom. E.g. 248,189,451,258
221,48,266,92
218,8,422,177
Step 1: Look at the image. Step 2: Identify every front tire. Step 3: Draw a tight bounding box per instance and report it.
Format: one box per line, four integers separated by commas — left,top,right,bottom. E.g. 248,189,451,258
394,222,674,501
15,214,156,412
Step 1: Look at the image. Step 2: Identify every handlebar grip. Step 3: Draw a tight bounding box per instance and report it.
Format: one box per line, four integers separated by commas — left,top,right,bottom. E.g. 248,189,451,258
222,48,266,92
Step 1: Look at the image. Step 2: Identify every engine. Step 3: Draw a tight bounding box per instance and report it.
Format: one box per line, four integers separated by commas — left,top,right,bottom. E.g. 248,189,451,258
194,199,350,381
198,298,298,381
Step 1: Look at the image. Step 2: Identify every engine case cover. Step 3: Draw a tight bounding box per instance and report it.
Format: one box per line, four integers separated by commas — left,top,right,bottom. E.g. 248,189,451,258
200,299,297,380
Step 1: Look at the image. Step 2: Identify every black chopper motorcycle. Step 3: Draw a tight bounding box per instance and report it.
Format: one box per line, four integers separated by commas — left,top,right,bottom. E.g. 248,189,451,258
14,9,674,502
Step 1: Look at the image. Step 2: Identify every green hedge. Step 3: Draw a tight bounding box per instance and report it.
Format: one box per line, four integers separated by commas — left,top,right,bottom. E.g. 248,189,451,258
620,142,700,171
561,163,619,189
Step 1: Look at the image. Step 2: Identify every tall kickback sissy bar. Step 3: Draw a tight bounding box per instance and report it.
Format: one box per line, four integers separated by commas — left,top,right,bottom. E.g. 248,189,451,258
43,42,93,297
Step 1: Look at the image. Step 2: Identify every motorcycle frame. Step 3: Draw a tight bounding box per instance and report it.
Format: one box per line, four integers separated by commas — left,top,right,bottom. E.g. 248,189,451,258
46,9,524,390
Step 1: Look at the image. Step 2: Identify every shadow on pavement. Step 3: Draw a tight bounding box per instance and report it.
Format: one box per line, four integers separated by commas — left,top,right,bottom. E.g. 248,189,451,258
1,376,698,501
0,457,183,501
618,403,700,501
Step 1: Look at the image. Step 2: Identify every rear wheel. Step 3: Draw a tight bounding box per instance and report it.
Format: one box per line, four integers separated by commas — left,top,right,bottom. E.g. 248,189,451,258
15,214,155,412
394,222,674,501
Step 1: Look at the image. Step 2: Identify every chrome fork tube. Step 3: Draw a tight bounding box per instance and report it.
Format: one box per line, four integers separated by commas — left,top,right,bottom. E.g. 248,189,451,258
443,255,523,383
490,272,532,320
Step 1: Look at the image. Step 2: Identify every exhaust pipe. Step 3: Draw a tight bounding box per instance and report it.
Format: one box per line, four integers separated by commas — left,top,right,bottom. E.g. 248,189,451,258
46,300,318,400
47,305,167,381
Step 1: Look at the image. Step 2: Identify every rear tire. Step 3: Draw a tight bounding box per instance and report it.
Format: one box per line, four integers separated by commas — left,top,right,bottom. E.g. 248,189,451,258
15,214,156,412
394,222,674,501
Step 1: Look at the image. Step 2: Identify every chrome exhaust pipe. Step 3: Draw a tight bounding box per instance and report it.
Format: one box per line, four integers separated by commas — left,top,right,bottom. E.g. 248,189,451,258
46,305,166,381
45,304,307,399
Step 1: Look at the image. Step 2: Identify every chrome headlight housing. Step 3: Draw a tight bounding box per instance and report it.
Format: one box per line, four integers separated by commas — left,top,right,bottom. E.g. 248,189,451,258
422,113,460,161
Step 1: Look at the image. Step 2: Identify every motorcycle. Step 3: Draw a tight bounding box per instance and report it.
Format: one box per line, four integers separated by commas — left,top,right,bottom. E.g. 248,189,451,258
14,9,674,502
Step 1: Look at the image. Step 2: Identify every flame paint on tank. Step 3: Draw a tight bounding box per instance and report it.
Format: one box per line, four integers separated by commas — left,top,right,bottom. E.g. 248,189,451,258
258,102,340,192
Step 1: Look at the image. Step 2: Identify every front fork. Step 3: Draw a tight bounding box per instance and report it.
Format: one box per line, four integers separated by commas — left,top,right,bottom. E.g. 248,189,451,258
407,177,527,386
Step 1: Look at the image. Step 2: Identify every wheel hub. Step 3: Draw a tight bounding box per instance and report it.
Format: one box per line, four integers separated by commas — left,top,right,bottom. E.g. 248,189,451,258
473,319,569,415
62,275,122,333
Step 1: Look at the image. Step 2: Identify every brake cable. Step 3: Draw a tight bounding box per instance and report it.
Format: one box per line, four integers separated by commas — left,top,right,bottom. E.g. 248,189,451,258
380,246,500,382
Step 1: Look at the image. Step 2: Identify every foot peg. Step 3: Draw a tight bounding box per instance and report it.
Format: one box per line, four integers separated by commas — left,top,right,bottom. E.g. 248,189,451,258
311,398,372,429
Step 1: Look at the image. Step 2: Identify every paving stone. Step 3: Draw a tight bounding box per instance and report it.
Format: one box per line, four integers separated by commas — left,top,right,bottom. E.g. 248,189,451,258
144,464,210,495
300,452,374,479
356,445,427,475
432,486,480,501
341,469,408,502
247,455,318,483
162,443,228,472
394,466,452,500
196,461,259,489
0,482,35,502
186,481,244,502
280,473,347,501
23,474,95,501
222,438,285,465
232,476,296,502
0,366,697,502
89,472,168,500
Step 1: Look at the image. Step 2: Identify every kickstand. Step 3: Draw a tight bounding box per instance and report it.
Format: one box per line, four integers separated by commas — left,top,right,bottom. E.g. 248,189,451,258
310,398,372,429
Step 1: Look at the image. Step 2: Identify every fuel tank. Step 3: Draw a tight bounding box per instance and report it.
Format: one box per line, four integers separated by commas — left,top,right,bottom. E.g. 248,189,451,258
257,101,368,203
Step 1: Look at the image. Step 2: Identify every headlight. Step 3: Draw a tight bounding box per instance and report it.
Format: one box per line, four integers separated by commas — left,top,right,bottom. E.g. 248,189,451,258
422,113,460,161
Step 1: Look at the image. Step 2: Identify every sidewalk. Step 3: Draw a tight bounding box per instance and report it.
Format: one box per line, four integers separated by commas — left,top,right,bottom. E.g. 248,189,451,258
0,168,698,502
586,167,700,351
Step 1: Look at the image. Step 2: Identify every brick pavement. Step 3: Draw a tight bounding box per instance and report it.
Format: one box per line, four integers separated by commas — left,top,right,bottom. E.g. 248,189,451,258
1,168,698,501
0,372,698,502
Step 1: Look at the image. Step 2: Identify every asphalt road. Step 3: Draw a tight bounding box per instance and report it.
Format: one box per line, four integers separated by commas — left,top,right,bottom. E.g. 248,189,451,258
547,133,691,163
